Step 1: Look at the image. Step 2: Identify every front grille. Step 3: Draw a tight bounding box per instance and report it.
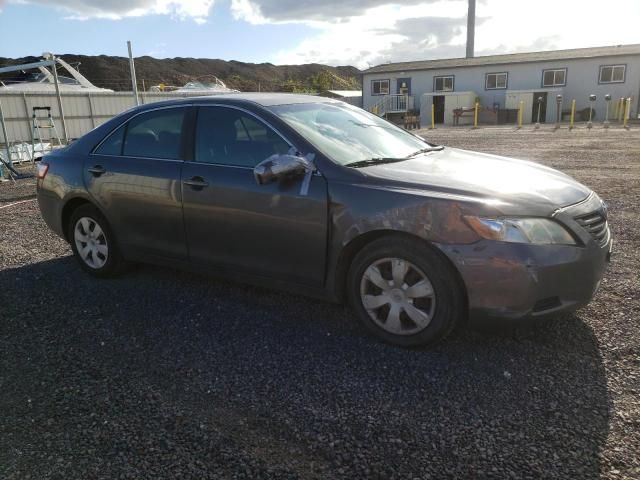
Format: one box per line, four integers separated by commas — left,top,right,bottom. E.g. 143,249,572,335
574,210,609,246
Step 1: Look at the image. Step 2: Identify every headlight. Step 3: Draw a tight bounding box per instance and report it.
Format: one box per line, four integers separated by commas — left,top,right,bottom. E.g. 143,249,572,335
464,216,577,245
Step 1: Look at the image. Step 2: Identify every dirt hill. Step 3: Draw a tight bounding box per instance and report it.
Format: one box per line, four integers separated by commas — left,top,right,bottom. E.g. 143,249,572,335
0,55,362,93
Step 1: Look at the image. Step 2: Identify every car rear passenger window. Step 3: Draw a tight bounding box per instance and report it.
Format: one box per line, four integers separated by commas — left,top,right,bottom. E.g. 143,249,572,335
122,108,186,160
95,124,125,156
196,107,290,167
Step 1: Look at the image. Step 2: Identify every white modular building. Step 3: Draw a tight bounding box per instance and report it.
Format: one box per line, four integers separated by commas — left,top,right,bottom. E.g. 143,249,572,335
361,44,640,125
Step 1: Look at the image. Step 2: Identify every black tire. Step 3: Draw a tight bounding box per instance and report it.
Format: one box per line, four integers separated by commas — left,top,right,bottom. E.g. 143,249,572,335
67,203,124,277
347,235,465,347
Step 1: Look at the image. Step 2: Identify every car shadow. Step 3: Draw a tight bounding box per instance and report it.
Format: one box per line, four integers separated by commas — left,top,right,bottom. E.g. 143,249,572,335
0,257,610,479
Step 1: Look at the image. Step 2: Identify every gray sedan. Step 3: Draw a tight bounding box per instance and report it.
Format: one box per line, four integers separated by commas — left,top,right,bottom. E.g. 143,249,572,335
36,93,612,346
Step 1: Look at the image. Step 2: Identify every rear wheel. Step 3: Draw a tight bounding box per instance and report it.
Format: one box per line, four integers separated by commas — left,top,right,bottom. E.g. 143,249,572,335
68,204,123,277
347,236,465,347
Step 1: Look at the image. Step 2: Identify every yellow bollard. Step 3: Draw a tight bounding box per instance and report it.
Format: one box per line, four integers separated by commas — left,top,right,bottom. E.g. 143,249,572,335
614,98,620,121
623,97,631,129
431,103,435,130
473,102,479,129
517,100,523,129
620,98,626,123
569,99,576,130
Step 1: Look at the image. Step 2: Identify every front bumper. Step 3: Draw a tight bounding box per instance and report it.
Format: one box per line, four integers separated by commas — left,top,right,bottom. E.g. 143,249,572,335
439,192,612,325
438,233,611,325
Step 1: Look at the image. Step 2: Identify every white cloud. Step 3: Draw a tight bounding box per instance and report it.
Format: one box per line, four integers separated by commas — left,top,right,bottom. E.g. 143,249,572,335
234,0,640,68
474,0,640,54
7,0,215,22
231,0,458,23
264,1,471,68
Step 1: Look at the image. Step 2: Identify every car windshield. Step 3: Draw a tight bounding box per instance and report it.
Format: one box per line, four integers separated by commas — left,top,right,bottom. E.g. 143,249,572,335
269,102,430,166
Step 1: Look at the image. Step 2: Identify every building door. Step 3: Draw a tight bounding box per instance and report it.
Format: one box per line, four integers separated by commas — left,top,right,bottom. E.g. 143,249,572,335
397,78,411,95
433,96,445,124
532,92,548,123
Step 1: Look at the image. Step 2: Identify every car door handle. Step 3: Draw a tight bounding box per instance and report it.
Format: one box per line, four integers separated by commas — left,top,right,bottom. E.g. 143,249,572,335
183,176,209,189
88,165,106,176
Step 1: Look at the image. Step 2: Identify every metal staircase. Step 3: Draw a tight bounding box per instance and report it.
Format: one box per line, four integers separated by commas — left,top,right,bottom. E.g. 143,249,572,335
369,94,415,117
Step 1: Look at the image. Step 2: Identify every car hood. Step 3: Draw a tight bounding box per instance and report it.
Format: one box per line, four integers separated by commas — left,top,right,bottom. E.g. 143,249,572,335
357,147,591,215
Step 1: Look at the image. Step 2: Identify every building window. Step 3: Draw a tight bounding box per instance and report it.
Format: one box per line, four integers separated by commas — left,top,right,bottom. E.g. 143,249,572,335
434,75,454,92
542,68,567,87
485,72,508,90
372,79,390,95
599,65,626,84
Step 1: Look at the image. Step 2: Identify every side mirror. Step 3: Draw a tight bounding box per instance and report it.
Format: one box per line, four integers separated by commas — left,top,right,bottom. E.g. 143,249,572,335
254,154,311,185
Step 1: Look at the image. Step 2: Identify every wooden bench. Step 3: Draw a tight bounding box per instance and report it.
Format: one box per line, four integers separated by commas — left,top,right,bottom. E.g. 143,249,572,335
404,114,420,130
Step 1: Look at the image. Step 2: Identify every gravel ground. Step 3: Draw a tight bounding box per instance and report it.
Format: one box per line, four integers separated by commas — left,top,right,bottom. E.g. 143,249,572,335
0,126,638,479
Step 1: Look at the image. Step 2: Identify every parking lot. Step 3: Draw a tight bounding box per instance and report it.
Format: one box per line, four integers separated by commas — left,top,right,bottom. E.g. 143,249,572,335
1,126,638,479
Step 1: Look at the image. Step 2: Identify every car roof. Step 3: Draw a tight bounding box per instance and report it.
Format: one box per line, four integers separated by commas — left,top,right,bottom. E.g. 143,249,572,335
137,92,340,110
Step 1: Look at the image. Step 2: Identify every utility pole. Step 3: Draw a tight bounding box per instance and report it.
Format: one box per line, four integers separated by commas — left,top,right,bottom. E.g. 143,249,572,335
46,53,69,144
466,0,476,58
127,41,140,106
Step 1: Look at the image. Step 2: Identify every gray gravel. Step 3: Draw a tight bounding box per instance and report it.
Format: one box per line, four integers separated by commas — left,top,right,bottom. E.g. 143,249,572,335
1,126,638,479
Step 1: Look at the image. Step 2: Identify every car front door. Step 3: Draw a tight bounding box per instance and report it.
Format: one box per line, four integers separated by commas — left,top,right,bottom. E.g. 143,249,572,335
86,106,188,260
181,105,328,286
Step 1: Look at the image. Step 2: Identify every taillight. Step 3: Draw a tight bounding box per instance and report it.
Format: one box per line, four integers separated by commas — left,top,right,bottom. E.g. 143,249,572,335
37,163,49,180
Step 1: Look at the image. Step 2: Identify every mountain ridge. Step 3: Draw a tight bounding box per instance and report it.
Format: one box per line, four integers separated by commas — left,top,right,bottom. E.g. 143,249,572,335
0,54,362,92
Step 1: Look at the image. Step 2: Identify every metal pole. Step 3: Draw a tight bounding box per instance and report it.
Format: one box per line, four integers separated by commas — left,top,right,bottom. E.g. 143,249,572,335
87,93,96,129
473,102,479,128
604,94,611,129
127,41,140,106
22,93,35,157
466,0,476,58
431,103,435,129
50,55,69,143
587,94,596,129
535,96,542,129
518,100,523,129
0,98,10,181
623,98,631,130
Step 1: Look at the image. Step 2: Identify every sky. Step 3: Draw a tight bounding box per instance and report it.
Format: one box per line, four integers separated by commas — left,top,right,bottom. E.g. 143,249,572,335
0,0,638,69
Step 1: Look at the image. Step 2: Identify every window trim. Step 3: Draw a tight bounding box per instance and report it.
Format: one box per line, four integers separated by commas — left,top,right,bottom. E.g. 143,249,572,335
433,75,455,92
598,64,626,84
91,104,191,161
371,79,390,96
93,122,127,157
485,72,508,90
192,104,295,169
541,68,567,87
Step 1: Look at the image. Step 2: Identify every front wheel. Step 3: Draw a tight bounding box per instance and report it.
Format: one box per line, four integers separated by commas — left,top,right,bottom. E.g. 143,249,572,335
347,236,465,347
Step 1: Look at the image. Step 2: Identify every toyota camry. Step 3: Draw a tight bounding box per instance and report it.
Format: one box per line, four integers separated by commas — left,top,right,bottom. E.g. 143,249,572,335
36,94,612,346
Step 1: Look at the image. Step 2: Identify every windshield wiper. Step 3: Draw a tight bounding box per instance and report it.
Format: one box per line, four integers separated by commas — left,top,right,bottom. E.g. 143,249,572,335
344,145,445,168
406,145,445,157
344,157,409,168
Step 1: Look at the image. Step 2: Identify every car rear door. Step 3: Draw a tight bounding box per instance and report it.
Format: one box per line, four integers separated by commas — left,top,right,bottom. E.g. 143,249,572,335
181,104,328,286
86,106,188,260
